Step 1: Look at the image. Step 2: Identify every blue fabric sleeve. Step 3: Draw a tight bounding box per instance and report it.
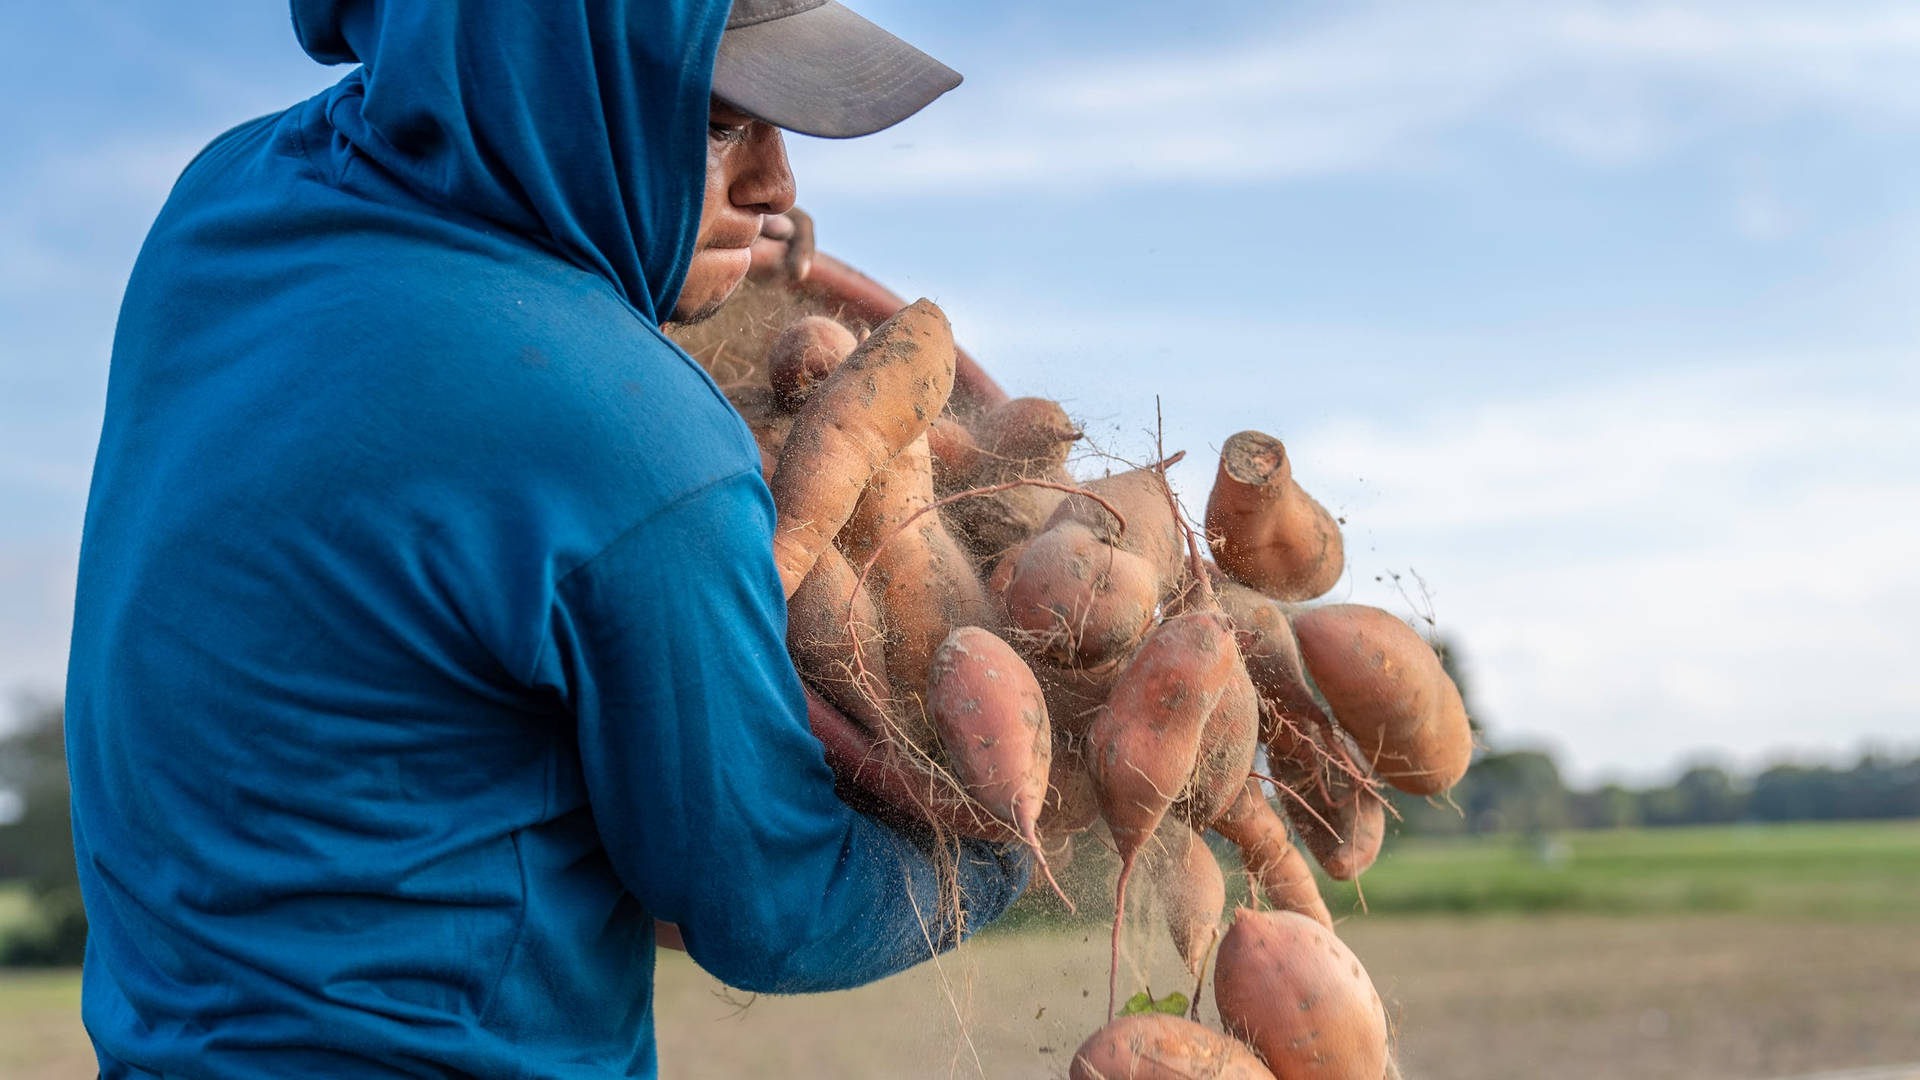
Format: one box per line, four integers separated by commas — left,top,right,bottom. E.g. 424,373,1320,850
539,468,1030,994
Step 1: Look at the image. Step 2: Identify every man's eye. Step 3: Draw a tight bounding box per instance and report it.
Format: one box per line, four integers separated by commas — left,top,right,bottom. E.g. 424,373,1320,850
709,122,749,144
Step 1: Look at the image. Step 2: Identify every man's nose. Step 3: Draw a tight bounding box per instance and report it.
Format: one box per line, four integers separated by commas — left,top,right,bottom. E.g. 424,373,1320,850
732,123,797,217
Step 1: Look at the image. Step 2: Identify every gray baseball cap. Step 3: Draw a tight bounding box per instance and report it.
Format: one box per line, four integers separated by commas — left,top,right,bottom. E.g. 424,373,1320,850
712,0,963,139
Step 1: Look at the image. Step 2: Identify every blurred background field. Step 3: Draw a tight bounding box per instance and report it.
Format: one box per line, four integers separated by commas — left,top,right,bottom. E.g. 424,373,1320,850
8,820,1917,1078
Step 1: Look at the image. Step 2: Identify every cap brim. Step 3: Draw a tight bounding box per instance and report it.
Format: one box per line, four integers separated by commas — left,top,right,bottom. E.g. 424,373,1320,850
712,2,962,139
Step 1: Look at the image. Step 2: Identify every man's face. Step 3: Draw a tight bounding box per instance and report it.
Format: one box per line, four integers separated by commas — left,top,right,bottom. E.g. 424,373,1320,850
671,100,796,324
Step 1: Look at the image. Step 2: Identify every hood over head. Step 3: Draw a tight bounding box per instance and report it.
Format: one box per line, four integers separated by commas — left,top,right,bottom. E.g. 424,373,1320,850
292,0,732,322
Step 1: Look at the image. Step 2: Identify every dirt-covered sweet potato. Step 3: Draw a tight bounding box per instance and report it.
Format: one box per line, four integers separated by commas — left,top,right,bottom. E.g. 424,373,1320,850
1087,610,1239,1016
1070,1014,1276,1080
1206,430,1344,601
1214,909,1388,1080
768,298,955,598
1000,521,1159,668
1211,780,1332,929
837,434,994,697
1292,604,1473,796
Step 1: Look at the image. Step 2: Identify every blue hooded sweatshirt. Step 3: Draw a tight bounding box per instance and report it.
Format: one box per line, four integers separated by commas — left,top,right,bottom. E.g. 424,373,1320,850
65,2,1028,1076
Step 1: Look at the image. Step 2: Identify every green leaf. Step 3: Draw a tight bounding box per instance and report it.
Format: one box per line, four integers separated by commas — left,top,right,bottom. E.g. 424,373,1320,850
1120,989,1190,1016
1150,991,1190,1016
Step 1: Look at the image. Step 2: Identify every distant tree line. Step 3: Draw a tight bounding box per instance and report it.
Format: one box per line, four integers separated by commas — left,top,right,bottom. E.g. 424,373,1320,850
0,699,85,965
1390,748,1920,837
1394,635,1920,836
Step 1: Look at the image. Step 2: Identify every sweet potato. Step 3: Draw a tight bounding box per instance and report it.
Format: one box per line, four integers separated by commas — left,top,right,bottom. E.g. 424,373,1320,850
946,396,1082,562
1293,604,1472,796
927,626,1070,904
1048,462,1189,596
1211,780,1332,929
768,315,858,411
805,688,1020,846
1205,431,1344,601
1001,521,1159,668
974,396,1082,473
927,415,983,491
1087,611,1239,1016
1214,909,1388,1080
1070,1014,1276,1080
1175,654,1259,830
1031,658,1120,739
838,434,994,697
786,545,892,736
1267,712,1385,882
1039,731,1101,839
768,298,955,597
723,385,793,482
1149,823,1226,978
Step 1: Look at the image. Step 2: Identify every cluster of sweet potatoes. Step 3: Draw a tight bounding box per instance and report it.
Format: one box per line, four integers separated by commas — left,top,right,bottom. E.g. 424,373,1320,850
679,280,1470,1080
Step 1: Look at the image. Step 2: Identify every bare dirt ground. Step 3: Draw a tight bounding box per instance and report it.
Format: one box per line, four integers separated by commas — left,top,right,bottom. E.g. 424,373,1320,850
7,915,1916,1078
650,916,1920,1079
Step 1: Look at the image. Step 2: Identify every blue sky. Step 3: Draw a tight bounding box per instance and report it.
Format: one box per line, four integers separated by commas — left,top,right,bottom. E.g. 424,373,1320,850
3,1,1916,780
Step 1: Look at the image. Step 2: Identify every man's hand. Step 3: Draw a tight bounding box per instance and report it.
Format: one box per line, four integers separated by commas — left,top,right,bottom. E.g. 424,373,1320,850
749,207,815,283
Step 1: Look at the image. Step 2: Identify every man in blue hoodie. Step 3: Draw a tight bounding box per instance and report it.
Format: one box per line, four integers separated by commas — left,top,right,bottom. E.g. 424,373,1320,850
65,2,1029,1076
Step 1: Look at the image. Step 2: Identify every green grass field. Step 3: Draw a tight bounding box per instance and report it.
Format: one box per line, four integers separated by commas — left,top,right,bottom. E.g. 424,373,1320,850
992,819,1920,931
1314,820,1920,920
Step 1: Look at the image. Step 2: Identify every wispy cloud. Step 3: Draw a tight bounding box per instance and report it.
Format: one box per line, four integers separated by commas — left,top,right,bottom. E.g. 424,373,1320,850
794,1,1920,193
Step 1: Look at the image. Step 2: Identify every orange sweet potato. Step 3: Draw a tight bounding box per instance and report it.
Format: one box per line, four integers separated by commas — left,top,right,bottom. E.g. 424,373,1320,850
1214,909,1388,1080
1001,521,1158,668
786,545,891,736
1267,713,1385,882
1070,1014,1276,1080
1293,604,1472,796
1211,780,1332,929
927,627,1066,900
1039,731,1101,839
1205,431,1344,601
1087,611,1239,1016
768,315,858,411
946,397,1082,562
1149,823,1226,978
1175,653,1259,830
722,385,793,482
768,298,955,598
838,434,994,697
1048,462,1189,597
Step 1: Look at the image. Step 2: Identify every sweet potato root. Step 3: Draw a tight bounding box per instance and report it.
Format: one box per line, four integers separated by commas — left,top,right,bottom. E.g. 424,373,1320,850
1211,780,1332,929
723,385,793,482
926,627,1067,903
1039,731,1101,839
1205,431,1344,601
1267,711,1386,882
946,397,1082,562
1048,461,1189,596
1175,653,1259,831
768,298,955,598
1070,1014,1276,1080
1088,611,1239,1017
1293,604,1473,796
768,315,858,411
1214,909,1388,1080
1149,823,1226,978
786,545,892,736
1001,522,1159,668
839,435,995,698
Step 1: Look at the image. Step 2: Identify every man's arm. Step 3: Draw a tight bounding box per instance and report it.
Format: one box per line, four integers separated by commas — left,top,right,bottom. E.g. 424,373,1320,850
535,468,1029,993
